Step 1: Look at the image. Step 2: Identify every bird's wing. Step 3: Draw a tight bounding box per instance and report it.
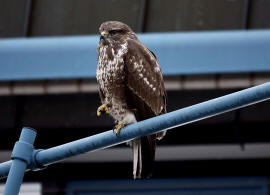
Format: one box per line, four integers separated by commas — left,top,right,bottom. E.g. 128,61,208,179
124,39,167,119
124,39,167,178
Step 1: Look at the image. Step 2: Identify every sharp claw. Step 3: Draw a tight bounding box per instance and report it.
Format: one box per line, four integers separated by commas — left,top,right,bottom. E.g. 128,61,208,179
115,124,125,135
116,127,120,135
97,104,109,116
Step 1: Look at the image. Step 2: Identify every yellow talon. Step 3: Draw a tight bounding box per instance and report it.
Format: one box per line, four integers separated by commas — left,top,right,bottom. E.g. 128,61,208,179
115,124,125,135
97,104,110,116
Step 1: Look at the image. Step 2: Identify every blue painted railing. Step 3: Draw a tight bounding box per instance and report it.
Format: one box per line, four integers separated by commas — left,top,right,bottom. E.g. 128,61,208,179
0,30,270,81
1,82,270,194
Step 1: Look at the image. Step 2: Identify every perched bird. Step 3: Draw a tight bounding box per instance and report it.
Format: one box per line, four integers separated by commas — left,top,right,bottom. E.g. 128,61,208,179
96,21,167,179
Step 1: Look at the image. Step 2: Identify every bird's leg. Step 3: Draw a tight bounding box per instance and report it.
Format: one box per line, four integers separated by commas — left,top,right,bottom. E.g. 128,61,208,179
97,104,110,116
115,123,126,135
114,111,136,135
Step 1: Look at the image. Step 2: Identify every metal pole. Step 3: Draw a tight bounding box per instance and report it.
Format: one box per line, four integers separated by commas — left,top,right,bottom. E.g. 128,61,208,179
3,127,36,195
0,82,270,179
0,161,12,179
34,82,270,166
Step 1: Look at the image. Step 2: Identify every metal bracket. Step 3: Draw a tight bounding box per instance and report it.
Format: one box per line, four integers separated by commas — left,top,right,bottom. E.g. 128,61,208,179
29,149,47,171
11,141,34,164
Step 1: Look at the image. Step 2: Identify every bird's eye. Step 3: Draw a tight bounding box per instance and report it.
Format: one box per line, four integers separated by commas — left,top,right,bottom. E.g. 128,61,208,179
109,29,124,35
109,30,118,35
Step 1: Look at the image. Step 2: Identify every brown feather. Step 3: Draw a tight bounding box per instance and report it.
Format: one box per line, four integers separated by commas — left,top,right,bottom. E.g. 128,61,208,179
123,39,167,178
98,88,106,104
125,39,166,116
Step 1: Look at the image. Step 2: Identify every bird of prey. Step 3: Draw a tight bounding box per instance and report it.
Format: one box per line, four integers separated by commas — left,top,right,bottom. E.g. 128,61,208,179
96,21,166,179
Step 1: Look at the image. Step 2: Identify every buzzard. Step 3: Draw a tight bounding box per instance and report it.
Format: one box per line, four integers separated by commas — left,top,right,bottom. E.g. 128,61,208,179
96,21,166,179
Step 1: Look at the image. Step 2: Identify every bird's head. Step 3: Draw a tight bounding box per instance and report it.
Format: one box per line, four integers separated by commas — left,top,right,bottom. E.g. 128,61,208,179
99,21,137,43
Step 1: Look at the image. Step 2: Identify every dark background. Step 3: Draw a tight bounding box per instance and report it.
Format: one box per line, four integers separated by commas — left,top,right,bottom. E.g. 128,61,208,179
1,0,270,194
1,0,270,38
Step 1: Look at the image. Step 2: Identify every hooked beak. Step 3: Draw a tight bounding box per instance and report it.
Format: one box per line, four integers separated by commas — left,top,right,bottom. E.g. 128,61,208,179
101,31,108,37
100,31,108,40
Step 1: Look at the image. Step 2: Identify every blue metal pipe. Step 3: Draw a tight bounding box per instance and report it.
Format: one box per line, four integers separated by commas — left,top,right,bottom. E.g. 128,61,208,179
4,161,28,195
0,30,270,81
0,161,12,178
3,128,36,195
0,82,270,179
34,82,270,166
0,161,31,180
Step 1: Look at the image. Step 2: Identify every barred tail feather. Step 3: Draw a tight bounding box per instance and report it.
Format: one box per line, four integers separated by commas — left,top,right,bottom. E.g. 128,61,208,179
132,139,142,179
133,135,156,179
